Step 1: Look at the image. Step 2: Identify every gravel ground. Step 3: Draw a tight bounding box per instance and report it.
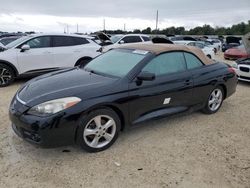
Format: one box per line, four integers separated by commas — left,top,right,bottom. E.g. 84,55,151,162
0,52,250,188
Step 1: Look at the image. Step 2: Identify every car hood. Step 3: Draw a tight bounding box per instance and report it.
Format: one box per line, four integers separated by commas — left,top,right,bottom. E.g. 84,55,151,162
18,68,119,107
236,58,250,65
225,48,247,55
95,32,111,42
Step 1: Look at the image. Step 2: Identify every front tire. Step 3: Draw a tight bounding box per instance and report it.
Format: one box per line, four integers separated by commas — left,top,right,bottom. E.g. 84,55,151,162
0,63,15,87
77,108,121,152
202,86,224,114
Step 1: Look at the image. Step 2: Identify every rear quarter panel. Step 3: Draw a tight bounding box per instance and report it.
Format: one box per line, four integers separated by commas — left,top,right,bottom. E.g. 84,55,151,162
189,62,237,105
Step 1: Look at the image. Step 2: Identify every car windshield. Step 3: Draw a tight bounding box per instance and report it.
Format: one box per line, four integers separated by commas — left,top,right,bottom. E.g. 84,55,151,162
237,45,245,49
85,49,147,78
110,35,123,43
5,36,32,49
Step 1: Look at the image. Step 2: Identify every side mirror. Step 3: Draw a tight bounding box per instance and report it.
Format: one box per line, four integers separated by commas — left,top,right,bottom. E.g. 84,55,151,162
137,71,155,81
21,44,30,52
119,40,125,44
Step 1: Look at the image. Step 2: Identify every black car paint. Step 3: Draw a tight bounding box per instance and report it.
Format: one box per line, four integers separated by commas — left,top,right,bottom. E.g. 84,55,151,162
9,51,237,147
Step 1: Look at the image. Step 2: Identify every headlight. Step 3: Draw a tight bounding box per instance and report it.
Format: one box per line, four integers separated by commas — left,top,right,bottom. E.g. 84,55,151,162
232,63,238,69
28,97,81,116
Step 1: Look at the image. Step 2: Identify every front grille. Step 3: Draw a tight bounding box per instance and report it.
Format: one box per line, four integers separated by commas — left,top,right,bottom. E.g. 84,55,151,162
12,124,41,143
239,67,250,72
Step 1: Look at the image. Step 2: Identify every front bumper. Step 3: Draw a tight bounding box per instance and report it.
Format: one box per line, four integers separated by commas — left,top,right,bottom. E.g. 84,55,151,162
234,66,250,82
9,99,79,147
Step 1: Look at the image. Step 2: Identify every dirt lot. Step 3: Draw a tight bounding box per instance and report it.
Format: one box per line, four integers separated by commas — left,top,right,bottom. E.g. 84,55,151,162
0,53,250,188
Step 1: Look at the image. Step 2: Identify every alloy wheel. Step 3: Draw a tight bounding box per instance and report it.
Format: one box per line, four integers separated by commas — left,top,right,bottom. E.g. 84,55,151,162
208,88,223,111
83,115,116,148
0,67,12,86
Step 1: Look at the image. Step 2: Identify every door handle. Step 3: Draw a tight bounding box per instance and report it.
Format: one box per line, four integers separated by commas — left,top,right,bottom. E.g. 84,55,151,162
184,79,192,85
73,50,81,53
43,51,52,54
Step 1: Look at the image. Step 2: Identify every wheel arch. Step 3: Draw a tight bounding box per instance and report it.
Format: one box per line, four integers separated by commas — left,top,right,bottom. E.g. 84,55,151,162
74,103,126,143
218,84,227,99
0,60,18,77
74,56,93,66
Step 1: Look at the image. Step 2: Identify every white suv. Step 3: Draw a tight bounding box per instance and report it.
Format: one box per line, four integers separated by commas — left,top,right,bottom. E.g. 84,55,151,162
102,34,152,52
0,34,101,87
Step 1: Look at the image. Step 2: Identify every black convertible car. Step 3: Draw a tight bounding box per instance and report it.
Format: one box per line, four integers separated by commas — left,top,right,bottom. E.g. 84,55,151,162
9,44,237,152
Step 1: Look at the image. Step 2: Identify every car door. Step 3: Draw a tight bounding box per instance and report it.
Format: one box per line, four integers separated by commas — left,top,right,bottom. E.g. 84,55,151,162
52,36,80,68
17,36,53,73
183,52,213,104
128,52,193,124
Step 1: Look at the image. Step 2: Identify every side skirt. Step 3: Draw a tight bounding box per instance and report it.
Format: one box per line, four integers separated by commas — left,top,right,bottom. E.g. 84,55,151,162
131,103,204,127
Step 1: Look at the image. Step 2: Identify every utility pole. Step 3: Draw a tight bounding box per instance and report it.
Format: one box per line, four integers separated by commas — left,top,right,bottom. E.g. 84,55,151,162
76,23,79,33
103,19,106,32
156,10,159,33
66,24,69,34
124,23,126,32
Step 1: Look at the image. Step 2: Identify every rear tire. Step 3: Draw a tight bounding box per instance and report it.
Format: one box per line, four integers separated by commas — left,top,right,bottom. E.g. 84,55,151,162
77,108,121,152
202,86,224,114
0,63,15,87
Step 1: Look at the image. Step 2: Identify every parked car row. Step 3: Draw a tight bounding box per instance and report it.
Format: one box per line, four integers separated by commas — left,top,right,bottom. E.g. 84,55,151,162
1,32,249,87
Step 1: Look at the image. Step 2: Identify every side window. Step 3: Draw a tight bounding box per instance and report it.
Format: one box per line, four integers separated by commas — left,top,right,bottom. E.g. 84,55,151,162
24,37,51,49
53,36,90,47
53,36,73,47
184,52,204,69
195,43,204,49
142,36,150,41
121,36,142,43
71,37,90,45
188,42,195,46
142,52,186,76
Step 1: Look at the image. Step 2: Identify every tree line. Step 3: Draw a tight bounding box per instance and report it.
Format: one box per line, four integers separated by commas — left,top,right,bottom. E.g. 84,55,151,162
103,21,250,36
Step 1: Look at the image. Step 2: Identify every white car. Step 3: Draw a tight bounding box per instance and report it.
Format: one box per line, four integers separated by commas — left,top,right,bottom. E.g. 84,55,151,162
207,39,222,51
0,33,101,87
174,40,215,59
232,58,250,82
0,42,5,51
102,34,152,52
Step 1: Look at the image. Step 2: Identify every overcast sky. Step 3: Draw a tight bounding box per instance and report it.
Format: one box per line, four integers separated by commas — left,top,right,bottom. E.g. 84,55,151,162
0,0,249,33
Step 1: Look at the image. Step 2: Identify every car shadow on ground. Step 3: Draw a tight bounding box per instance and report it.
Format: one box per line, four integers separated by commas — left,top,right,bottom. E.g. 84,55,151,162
9,110,197,158
238,80,250,87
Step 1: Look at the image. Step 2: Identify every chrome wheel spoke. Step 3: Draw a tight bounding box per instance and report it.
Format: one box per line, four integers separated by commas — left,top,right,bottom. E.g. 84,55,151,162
2,75,11,79
103,133,113,142
90,136,100,147
84,128,97,136
215,91,221,98
0,77,5,84
103,119,115,130
94,116,102,127
211,103,217,110
209,98,215,105
0,68,5,76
